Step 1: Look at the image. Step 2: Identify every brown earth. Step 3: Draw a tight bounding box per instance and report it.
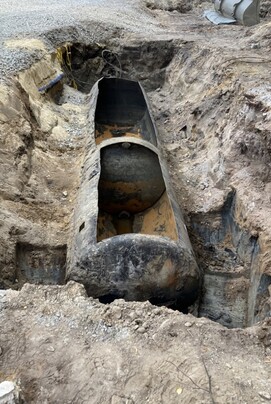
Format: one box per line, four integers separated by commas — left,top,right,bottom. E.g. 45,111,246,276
0,0,271,402
0,282,271,404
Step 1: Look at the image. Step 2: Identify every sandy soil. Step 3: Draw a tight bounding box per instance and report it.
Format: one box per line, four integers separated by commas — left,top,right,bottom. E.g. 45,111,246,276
0,282,271,403
0,0,271,402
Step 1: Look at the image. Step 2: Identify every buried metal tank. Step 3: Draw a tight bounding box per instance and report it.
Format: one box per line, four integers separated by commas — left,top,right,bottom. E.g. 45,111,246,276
67,78,201,308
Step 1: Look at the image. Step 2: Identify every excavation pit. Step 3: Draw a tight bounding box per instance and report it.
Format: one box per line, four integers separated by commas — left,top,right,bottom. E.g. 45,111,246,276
0,34,270,329
59,41,176,93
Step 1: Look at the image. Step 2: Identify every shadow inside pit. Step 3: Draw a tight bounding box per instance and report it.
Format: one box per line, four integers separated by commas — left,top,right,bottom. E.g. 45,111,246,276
16,243,67,286
59,40,176,93
190,190,271,328
98,291,200,316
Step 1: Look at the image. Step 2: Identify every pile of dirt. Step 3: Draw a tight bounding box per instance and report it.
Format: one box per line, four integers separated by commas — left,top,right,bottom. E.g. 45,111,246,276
0,282,270,403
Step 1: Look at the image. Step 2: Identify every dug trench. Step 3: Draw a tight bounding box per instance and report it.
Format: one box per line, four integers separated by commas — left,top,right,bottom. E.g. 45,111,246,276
0,33,271,330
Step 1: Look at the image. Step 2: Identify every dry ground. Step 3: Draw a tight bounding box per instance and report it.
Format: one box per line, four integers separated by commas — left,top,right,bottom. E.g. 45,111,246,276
0,0,271,403
0,282,271,403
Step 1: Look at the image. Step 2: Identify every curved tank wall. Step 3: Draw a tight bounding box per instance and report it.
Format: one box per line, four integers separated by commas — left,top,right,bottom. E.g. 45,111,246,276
67,78,201,309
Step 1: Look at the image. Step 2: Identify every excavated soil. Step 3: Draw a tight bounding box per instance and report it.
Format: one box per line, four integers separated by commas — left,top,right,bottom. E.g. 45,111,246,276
0,282,271,404
1,0,271,402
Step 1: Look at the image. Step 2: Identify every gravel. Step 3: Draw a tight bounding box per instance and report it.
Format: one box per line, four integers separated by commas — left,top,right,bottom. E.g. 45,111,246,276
0,0,162,79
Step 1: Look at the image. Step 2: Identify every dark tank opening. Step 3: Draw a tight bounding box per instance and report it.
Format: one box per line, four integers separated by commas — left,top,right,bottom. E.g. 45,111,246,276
96,79,146,125
95,78,157,145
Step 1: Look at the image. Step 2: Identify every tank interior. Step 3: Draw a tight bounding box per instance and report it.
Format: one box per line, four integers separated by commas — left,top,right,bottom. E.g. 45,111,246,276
95,78,178,242
97,143,178,242
95,78,157,146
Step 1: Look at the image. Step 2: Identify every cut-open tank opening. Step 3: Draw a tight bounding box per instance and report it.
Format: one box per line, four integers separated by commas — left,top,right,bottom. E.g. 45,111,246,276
95,77,179,242
95,78,157,145
97,142,178,241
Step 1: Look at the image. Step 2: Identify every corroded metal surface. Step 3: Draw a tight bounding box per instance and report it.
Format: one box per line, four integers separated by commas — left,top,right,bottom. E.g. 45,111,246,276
67,78,201,308
98,143,165,214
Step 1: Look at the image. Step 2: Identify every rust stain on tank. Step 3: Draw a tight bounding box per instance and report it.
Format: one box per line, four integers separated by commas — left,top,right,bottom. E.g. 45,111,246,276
67,78,201,307
95,124,142,144
97,192,178,242
98,180,164,213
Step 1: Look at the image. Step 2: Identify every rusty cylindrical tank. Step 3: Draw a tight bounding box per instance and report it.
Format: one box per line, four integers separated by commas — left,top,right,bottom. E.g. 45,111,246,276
67,78,201,309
